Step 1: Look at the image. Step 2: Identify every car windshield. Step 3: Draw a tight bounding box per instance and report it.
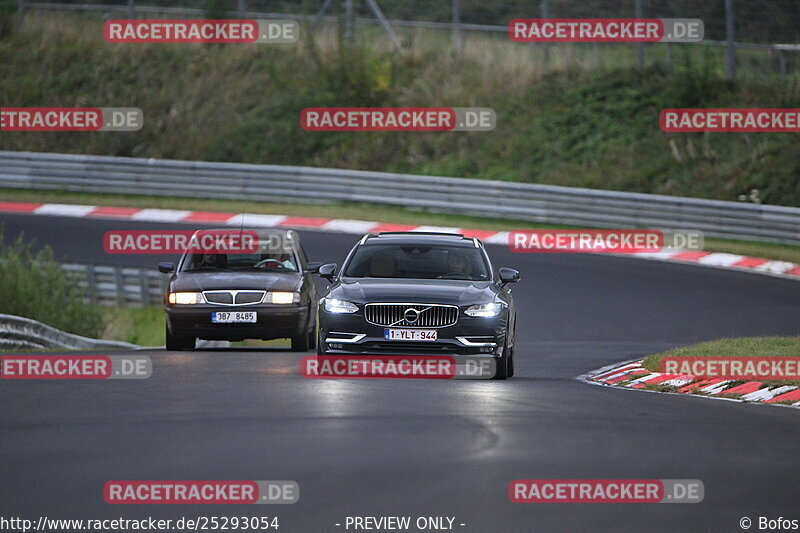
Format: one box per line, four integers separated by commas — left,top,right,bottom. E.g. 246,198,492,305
180,252,298,272
343,243,489,280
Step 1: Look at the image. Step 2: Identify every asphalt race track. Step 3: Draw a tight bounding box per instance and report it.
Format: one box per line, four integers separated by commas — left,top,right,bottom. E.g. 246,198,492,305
1,212,799,532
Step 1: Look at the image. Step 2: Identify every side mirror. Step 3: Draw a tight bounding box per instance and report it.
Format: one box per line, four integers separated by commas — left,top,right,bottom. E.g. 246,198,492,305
305,261,323,273
158,262,175,274
317,263,338,281
499,267,521,285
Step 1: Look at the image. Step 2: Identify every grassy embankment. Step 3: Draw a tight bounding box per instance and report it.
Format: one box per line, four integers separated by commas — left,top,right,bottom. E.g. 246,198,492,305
1,12,799,208
643,337,800,392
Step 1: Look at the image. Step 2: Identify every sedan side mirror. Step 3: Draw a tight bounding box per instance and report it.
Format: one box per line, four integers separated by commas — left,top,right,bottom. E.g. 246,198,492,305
317,263,338,281
158,262,175,274
499,267,521,285
305,261,323,273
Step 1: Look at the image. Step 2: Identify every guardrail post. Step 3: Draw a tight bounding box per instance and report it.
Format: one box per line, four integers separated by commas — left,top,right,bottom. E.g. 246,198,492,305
127,0,135,19
86,265,97,305
343,0,354,49
635,0,643,69
452,0,463,56
17,0,24,31
113,266,125,307
238,0,245,18
725,0,736,81
138,269,149,308
539,0,549,66
778,49,787,81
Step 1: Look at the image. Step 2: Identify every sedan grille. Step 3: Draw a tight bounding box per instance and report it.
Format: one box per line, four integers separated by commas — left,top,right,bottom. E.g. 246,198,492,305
203,290,265,306
364,303,458,328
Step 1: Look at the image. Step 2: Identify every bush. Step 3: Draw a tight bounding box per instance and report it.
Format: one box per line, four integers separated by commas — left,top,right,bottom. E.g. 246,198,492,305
0,228,104,338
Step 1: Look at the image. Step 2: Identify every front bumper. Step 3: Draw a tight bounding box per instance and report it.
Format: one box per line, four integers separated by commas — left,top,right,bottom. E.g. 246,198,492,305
319,310,507,356
166,304,308,341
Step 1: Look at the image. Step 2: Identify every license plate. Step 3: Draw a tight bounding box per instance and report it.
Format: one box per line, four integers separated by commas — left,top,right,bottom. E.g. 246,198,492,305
384,329,437,341
211,311,257,323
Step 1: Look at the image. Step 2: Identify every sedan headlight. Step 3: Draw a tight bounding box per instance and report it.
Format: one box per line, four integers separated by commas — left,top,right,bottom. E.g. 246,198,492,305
323,298,358,314
168,292,205,305
263,291,300,304
464,302,505,317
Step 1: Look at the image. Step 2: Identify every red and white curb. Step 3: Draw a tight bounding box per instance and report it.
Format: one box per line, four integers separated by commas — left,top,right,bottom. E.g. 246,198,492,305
1,200,798,281
580,359,800,409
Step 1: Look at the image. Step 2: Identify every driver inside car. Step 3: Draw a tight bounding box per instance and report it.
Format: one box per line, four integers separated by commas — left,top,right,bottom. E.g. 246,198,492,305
369,253,396,277
446,251,471,276
257,252,297,271
199,253,227,269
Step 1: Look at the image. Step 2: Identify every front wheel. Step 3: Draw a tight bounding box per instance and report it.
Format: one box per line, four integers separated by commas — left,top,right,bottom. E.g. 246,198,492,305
165,324,195,351
493,345,511,380
291,311,315,352
290,333,310,352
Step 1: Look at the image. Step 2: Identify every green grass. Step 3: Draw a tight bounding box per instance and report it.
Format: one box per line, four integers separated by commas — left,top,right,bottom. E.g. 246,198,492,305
102,307,166,347
1,13,800,207
3,187,800,264
643,337,800,388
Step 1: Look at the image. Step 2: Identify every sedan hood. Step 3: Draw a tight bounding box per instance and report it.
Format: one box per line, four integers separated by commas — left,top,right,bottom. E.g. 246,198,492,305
333,277,497,306
171,271,301,292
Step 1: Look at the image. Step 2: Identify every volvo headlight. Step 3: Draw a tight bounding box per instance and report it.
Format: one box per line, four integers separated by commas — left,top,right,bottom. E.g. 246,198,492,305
168,292,205,305
464,302,504,317
323,298,358,314
263,291,300,304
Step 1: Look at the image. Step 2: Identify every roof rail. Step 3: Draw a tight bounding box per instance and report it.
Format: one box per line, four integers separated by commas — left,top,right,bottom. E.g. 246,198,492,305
373,231,466,238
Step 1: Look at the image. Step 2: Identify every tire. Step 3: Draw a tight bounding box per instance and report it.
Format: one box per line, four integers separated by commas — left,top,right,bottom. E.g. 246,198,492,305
493,345,510,380
165,324,194,351
507,346,515,378
291,333,310,352
291,310,314,352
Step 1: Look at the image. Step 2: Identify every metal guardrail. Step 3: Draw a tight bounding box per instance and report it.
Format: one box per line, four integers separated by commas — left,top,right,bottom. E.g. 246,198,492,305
60,262,167,307
0,313,141,350
1,150,799,245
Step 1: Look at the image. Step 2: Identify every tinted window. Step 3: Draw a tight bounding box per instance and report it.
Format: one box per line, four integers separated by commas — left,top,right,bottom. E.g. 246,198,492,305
343,243,489,280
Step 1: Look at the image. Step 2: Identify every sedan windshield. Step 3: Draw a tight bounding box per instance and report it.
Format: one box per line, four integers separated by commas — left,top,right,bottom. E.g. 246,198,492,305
180,252,298,272
343,244,489,280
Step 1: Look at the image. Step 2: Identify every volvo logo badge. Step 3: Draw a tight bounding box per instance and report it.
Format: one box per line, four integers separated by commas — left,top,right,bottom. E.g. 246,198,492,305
404,308,420,324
